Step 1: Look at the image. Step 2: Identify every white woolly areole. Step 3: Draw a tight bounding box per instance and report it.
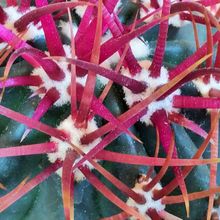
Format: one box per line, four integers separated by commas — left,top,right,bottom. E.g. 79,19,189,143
3,6,43,41
98,51,120,85
48,116,101,182
75,0,122,17
208,3,220,16
98,32,120,85
59,20,78,39
75,5,86,18
102,31,112,43
130,38,150,59
140,0,188,27
126,177,165,219
75,0,123,17
61,0,86,18
30,45,87,106
139,0,155,22
99,38,120,85
139,12,188,29
194,77,220,97
58,24,118,86
122,65,180,125
139,8,155,23
0,42,7,51
212,207,220,216
141,0,151,4
156,0,188,27
98,31,150,84
168,14,189,28
101,32,120,66
96,73,110,86
114,0,122,12
98,35,150,84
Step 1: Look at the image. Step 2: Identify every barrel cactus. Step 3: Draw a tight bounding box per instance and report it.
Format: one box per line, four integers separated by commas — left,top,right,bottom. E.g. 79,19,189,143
0,0,220,219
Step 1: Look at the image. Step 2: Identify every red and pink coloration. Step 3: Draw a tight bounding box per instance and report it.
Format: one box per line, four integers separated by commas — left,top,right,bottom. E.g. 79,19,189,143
0,0,220,220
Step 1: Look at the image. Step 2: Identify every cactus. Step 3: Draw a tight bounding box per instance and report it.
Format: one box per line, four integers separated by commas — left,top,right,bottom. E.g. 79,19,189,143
0,0,220,219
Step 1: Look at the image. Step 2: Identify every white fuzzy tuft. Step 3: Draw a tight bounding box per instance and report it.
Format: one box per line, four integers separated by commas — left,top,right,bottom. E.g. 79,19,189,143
157,0,163,6
97,32,120,85
59,20,78,39
141,0,151,7
99,32,150,84
208,3,220,16
212,207,220,216
139,7,155,23
130,38,150,59
101,31,120,65
75,5,86,18
96,74,110,86
101,31,120,66
194,77,220,97
139,0,159,23
126,176,165,219
0,42,7,51
102,32,112,43
60,0,86,18
3,6,43,41
30,45,87,106
168,14,189,28
140,0,188,27
48,116,101,182
156,0,189,27
59,24,119,87
122,63,180,125
98,52,120,85
114,0,122,12
140,91,180,124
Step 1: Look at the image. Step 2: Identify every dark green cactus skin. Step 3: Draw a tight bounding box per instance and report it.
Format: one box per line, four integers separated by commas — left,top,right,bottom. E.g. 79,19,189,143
0,1,214,219
136,122,209,220
0,74,211,220
97,85,148,218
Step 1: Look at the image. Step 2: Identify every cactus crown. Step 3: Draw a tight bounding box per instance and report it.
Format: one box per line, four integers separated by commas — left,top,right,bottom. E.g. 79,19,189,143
0,0,220,219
